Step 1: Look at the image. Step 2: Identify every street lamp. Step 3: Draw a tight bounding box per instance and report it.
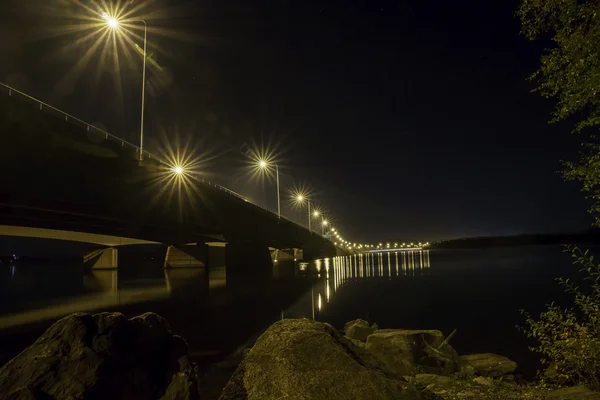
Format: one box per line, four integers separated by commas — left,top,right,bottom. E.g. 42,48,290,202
258,160,280,219
295,194,312,232
312,210,328,236
103,12,147,161
102,13,118,28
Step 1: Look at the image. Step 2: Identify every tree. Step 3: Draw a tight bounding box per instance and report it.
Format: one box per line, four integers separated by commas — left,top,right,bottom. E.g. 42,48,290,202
520,245,600,390
518,0,600,223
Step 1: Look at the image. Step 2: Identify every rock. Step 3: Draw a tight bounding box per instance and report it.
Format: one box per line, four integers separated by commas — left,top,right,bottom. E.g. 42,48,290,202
346,320,375,342
219,318,422,400
413,374,457,387
411,374,463,398
458,362,477,378
459,353,517,377
0,312,200,400
498,374,515,383
161,372,200,400
344,318,369,333
546,385,600,399
346,336,367,349
366,330,460,376
472,376,494,387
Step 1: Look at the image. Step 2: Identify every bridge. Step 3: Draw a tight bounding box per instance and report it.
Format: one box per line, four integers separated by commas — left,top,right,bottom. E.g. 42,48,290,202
0,82,347,276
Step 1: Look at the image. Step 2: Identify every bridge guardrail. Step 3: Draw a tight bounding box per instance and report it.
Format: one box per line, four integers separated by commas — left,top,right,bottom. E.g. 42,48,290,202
0,81,331,240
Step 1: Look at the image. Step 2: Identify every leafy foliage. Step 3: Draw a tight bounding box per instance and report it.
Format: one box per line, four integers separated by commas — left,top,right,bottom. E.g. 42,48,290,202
520,245,600,390
563,142,600,223
518,0,600,223
518,0,600,131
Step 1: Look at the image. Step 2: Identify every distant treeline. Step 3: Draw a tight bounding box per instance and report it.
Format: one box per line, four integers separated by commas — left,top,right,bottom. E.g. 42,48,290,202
431,231,600,249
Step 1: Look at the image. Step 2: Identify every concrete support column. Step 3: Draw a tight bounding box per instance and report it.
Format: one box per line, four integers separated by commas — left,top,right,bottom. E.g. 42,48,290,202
163,244,205,269
226,241,273,286
294,248,304,261
206,242,227,289
84,247,118,270
269,248,297,263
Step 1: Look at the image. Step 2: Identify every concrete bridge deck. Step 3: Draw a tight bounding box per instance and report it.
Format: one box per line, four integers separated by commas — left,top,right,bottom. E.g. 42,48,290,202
0,83,344,271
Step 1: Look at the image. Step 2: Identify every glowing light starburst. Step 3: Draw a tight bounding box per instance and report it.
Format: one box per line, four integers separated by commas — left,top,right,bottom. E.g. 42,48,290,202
29,0,199,135
135,122,222,220
290,191,311,210
247,151,279,182
102,13,119,29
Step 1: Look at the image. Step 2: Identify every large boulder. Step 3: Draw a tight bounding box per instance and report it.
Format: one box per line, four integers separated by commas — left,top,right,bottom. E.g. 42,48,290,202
0,312,199,400
459,353,517,377
345,319,375,342
365,330,460,376
219,318,423,400
344,318,367,333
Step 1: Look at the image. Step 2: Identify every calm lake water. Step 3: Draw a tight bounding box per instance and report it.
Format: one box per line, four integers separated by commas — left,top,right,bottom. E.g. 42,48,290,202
0,244,585,394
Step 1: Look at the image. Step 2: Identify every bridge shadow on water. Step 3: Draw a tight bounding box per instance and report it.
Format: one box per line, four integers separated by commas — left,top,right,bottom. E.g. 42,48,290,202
0,254,315,370
0,247,439,397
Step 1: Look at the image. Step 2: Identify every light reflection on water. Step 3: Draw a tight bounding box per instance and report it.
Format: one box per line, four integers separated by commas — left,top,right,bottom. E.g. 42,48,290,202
283,250,431,320
1,246,578,381
0,251,430,347
0,266,216,329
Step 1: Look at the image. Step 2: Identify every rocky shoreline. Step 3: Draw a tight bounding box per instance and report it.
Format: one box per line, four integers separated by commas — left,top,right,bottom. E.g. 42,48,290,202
0,313,598,399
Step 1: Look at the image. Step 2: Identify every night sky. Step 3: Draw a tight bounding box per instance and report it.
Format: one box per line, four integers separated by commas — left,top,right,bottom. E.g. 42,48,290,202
0,0,592,242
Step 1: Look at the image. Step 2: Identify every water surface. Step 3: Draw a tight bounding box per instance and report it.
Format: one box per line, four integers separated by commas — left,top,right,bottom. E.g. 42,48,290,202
0,244,583,384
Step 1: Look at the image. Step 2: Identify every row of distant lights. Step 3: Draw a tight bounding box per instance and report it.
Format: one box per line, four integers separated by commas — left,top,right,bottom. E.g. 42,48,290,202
168,165,424,252
332,241,431,250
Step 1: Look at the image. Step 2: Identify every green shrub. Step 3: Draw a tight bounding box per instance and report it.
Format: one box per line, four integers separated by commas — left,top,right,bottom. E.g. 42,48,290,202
520,245,600,390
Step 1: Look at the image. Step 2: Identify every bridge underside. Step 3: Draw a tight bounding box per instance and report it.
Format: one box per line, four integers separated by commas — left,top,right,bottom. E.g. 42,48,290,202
0,224,315,285
0,224,161,246
0,85,340,263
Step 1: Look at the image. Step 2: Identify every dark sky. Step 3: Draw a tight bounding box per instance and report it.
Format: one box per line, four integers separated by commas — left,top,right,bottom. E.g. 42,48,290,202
0,0,592,242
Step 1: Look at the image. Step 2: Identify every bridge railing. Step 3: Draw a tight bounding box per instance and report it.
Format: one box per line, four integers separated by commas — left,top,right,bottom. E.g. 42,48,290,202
0,82,145,155
0,81,330,240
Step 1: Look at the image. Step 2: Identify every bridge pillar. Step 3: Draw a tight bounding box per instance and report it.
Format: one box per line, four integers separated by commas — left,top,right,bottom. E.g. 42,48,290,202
206,242,227,289
163,244,206,269
84,247,118,270
226,241,273,281
294,248,304,261
270,248,295,262
302,236,337,261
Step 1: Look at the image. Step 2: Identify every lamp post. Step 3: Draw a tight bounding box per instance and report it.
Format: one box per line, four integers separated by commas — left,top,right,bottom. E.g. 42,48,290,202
296,195,312,232
258,160,280,219
103,13,147,161
313,210,327,235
